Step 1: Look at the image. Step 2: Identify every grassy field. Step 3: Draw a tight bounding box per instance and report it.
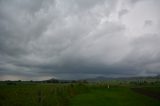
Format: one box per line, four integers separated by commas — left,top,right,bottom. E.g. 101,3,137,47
0,82,160,106
71,87,160,106
0,83,89,106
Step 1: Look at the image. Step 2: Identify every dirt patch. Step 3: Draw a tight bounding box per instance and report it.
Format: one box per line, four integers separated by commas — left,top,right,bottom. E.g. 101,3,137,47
131,88,160,101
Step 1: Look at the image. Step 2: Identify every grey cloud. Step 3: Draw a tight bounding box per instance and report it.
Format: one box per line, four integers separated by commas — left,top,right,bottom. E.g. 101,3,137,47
144,20,153,27
123,34,160,75
0,0,160,80
118,9,128,18
127,0,144,6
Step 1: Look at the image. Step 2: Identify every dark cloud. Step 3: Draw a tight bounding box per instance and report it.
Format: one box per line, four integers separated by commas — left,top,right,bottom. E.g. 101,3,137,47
144,20,153,27
118,9,128,18
0,0,160,80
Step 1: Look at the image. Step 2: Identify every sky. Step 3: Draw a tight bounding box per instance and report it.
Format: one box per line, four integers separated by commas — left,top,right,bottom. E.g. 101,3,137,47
0,0,160,80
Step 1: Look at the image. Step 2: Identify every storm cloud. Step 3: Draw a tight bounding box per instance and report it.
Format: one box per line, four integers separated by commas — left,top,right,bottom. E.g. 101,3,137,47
0,0,160,80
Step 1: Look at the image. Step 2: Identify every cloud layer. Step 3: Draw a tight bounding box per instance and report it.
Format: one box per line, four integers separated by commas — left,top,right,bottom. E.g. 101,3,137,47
0,0,160,80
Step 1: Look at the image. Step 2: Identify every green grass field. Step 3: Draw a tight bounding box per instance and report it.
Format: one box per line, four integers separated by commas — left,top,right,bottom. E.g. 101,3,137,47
71,87,160,106
0,83,160,106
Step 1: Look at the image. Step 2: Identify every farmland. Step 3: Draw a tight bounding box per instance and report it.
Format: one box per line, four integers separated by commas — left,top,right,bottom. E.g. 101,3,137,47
0,81,160,106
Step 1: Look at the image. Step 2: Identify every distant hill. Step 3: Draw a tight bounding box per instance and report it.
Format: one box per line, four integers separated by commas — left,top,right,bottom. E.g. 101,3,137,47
45,75,160,83
85,76,113,81
84,75,160,82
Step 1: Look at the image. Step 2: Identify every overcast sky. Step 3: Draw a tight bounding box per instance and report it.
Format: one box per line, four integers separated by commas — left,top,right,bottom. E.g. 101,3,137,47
0,0,160,80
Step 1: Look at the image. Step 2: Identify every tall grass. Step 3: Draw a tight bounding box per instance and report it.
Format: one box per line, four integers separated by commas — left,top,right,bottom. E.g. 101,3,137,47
0,83,89,106
1,82,159,106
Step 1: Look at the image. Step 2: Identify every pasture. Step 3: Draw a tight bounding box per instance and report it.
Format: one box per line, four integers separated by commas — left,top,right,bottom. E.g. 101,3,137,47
0,82,160,106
